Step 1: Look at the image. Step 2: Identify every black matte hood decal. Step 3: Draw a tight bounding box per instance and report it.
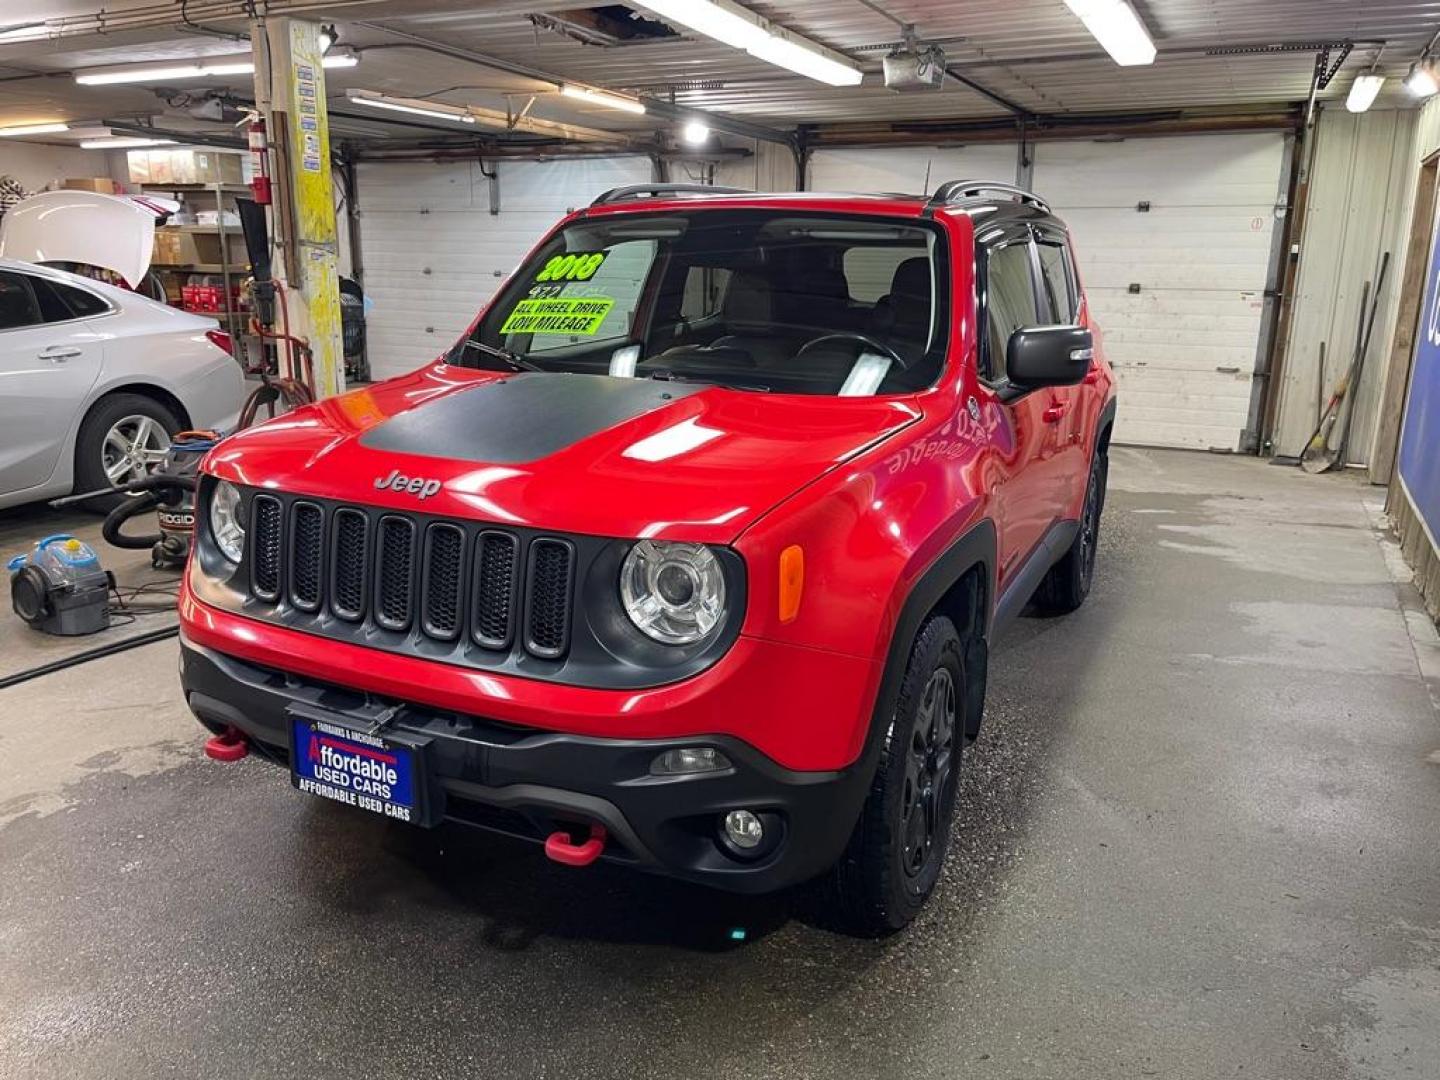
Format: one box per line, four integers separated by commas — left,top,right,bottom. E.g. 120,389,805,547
358,372,704,465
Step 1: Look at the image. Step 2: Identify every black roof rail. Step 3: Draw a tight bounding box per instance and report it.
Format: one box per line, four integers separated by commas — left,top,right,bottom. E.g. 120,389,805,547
590,183,754,207
928,179,1050,214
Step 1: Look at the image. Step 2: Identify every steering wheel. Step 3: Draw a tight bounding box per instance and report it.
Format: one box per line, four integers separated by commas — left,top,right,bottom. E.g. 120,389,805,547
794,332,909,370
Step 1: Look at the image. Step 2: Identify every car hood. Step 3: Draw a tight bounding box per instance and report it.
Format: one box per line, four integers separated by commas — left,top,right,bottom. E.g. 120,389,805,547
206,365,921,543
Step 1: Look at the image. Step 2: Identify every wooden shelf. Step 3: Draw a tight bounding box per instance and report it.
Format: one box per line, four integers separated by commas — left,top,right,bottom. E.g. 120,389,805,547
141,182,249,193
168,224,241,234
154,263,234,273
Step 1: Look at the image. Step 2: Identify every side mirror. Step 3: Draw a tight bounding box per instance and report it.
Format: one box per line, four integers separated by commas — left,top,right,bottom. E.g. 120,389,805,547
1005,326,1094,392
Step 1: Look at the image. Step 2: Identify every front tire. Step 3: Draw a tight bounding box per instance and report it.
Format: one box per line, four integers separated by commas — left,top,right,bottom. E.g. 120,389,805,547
821,615,966,936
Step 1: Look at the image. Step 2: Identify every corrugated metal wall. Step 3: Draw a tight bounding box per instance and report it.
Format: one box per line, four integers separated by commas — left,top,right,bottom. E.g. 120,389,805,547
355,156,652,379
1272,108,1419,463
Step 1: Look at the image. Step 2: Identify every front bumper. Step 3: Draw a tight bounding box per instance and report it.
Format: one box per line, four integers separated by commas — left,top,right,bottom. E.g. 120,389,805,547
180,635,872,893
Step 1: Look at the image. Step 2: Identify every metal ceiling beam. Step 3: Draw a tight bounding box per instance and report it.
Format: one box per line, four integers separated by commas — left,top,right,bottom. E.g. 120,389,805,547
349,21,796,148
944,68,1033,120
102,118,245,150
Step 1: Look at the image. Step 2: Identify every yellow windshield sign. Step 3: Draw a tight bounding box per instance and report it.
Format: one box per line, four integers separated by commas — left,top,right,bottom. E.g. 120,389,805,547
500,298,615,336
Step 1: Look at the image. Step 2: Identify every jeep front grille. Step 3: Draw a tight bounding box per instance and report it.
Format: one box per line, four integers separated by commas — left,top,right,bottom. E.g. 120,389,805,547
245,497,577,661
472,531,519,650
524,538,575,659
250,495,283,602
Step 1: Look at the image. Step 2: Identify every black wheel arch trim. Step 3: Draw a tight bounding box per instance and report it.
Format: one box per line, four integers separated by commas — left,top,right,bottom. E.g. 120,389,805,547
857,517,997,779
1096,395,1118,452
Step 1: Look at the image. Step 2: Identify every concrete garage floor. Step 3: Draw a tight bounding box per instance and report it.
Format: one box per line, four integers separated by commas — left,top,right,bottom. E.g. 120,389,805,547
2,447,1438,1080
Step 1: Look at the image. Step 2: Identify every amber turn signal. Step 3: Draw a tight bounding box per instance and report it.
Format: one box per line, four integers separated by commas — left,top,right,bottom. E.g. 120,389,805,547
778,544,804,623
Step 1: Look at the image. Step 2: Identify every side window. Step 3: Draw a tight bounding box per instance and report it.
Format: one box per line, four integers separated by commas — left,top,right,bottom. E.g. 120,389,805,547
680,266,731,322
1037,242,1076,323
521,239,657,354
0,271,43,331
52,281,111,319
983,242,1040,381
30,278,77,322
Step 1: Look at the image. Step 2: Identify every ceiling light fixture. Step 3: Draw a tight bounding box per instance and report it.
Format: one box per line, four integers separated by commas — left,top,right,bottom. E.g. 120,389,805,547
681,119,710,145
1406,60,1439,98
1346,72,1385,113
0,122,70,137
1061,0,1156,67
635,0,862,87
344,89,476,124
79,137,177,149
560,84,647,114
75,49,357,86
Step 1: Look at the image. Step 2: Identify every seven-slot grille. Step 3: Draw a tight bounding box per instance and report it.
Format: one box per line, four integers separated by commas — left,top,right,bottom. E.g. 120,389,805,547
247,497,573,660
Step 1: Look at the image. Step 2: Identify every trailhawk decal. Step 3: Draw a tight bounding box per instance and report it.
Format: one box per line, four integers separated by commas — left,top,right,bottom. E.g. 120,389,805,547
500,297,615,336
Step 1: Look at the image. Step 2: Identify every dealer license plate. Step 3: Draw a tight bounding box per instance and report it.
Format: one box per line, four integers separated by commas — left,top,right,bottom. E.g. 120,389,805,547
290,715,419,824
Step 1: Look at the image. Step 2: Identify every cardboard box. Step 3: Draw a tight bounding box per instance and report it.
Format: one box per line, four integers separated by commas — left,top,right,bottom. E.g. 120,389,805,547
151,229,184,266
152,230,229,268
194,151,243,185
170,150,197,185
126,151,151,184
62,177,119,194
147,150,174,185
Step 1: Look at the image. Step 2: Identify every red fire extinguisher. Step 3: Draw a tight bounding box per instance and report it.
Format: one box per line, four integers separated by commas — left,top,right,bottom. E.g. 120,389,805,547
248,117,271,205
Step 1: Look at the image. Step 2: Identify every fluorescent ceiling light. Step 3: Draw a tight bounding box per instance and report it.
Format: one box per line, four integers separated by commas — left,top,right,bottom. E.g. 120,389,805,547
0,122,70,137
1406,62,1439,97
344,90,475,124
75,49,357,85
681,120,710,145
1346,73,1385,113
640,0,767,50
636,0,862,86
560,84,647,115
749,31,863,87
79,137,176,149
1062,0,1156,67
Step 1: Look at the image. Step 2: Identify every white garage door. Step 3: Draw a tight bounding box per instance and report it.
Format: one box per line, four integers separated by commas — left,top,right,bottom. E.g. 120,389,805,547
809,145,1019,197
356,156,651,380
1033,133,1287,450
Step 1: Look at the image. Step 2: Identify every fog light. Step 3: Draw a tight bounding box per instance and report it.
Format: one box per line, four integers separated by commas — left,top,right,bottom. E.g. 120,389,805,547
723,809,764,850
650,746,731,776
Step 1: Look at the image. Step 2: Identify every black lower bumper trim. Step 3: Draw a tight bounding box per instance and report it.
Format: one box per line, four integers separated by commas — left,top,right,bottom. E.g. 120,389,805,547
179,637,870,894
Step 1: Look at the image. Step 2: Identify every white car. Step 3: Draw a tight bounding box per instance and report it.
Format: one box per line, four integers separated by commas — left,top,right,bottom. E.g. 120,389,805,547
0,257,244,510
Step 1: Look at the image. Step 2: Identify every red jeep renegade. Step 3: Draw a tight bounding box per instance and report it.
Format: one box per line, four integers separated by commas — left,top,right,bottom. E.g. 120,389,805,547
181,180,1116,934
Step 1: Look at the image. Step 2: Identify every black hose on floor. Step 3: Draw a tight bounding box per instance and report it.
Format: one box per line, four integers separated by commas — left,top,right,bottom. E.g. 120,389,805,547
0,626,179,691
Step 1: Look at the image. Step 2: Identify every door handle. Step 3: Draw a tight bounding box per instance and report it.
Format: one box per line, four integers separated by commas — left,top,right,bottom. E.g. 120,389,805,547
39,346,82,363
1042,400,1068,423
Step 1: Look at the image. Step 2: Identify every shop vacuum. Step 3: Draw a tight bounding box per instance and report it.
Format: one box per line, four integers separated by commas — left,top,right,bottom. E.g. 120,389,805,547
7,536,111,636
7,431,221,637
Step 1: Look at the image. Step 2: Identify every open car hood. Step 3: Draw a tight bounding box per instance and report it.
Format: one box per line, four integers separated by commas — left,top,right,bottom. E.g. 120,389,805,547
0,191,173,287
206,364,922,544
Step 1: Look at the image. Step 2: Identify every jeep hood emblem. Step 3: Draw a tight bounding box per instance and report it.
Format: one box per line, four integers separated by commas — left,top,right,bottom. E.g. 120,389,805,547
374,468,442,499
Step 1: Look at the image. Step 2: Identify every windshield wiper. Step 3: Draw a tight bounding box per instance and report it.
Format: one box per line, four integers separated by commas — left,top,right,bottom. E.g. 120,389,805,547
647,370,770,393
463,339,543,374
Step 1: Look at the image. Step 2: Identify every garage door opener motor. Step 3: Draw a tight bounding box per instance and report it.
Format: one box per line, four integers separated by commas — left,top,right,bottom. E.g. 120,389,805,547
7,536,111,636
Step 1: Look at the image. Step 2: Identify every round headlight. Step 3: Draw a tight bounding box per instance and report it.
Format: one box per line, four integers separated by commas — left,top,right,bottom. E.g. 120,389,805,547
209,480,245,563
620,540,726,645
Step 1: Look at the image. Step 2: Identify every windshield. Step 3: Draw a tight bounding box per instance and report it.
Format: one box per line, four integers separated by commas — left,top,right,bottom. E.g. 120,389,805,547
450,209,948,396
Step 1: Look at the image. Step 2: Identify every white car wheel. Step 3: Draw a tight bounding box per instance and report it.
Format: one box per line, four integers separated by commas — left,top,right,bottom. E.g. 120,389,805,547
103,413,171,486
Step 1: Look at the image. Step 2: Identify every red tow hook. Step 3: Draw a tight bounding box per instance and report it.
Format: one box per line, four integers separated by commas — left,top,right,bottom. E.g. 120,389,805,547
203,726,249,762
544,823,607,867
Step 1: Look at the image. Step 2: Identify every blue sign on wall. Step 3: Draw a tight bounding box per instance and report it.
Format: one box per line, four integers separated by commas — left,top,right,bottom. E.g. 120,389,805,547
1398,218,1440,544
